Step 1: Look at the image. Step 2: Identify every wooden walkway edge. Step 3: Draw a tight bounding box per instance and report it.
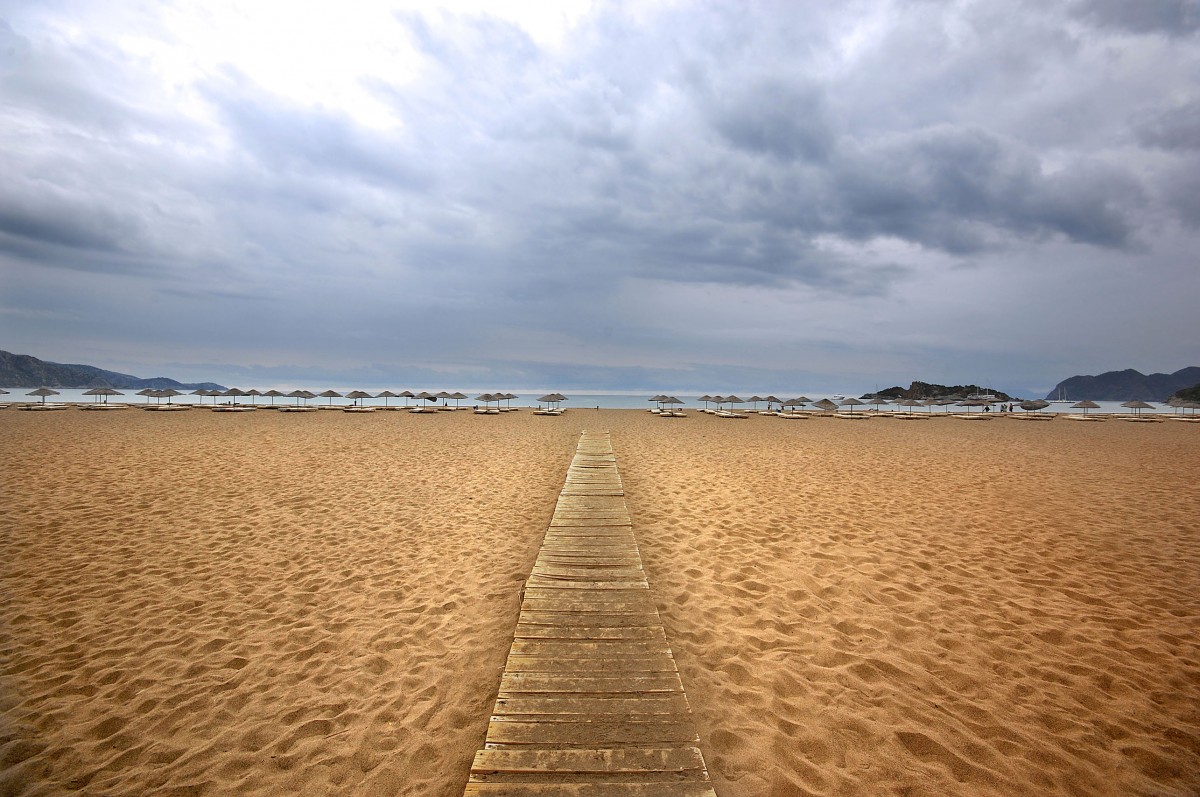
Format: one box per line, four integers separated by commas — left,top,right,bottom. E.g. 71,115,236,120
464,431,717,796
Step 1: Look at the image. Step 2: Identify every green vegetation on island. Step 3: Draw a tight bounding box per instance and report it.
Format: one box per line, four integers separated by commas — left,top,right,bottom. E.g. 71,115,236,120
870,382,1013,401
1169,383,1200,402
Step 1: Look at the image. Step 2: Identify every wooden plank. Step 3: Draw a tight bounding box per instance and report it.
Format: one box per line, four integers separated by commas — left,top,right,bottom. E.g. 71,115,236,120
501,657,677,674
465,784,717,797
499,673,684,694
493,695,691,716
519,600,655,613
472,746,706,775
531,567,646,580
510,640,672,658
517,612,664,628
484,720,699,746
515,626,666,641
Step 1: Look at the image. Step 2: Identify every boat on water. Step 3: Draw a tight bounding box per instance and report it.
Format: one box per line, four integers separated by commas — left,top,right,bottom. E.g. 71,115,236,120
1049,386,1071,403
832,394,846,401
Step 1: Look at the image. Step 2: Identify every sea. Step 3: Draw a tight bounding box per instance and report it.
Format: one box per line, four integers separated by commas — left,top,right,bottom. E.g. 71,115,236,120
1,388,1191,416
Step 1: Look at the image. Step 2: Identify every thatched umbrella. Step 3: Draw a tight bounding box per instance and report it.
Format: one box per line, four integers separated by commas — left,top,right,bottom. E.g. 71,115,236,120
245,388,263,406
286,389,310,406
398,390,415,407
812,398,838,412
136,388,157,404
158,388,182,405
346,390,374,407
1020,399,1051,412
697,394,715,410
1170,399,1200,415
27,387,61,404
1121,399,1154,416
865,397,891,412
1071,400,1100,415
262,389,286,406
83,387,123,405
319,389,343,407
839,397,865,414
435,390,454,408
451,392,468,409
747,395,765,411
376,390,399,408
223,387,247,406
190,388,209,405
763,395,782,412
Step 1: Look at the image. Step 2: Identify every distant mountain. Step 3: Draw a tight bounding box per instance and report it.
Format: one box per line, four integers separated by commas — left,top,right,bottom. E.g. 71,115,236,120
0,350,225,391
1046,367,1200,401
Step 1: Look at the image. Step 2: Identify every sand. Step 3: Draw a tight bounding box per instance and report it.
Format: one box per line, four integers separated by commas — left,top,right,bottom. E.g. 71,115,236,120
2,408,1198,796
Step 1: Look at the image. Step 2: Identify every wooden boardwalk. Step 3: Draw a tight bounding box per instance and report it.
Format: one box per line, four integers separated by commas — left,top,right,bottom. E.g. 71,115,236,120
464,431,716,796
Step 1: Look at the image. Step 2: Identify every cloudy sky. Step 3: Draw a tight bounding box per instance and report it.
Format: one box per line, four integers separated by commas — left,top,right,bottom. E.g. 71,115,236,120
2,1,1197,396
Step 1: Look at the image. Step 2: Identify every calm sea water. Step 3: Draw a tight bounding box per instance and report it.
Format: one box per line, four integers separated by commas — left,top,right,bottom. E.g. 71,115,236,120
2,388,1191,415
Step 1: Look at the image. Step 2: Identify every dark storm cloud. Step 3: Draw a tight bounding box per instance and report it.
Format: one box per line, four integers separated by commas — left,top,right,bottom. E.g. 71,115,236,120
1072,0,1200,36
704,79,835,164
2,2,1198,392
832,128,1141,251
1137,102,1200,150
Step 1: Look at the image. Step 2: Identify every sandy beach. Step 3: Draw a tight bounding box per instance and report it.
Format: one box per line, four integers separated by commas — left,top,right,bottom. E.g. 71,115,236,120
2,408,1198,796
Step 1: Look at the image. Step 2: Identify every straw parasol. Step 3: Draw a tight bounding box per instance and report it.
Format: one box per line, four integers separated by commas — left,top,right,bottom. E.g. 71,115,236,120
398,390,415,407
1071,400,1100,415
865,397,891,412
451,392,468,409
376,390,399,408
1121,399,1154,416
747,395,765,411
839,397,865,413
345,390,374,407
27,387,60,404
286,389,311,406
319,389,343,407
262,389,286,406
812,398,838,411
83,387,123,404
223,387,247,405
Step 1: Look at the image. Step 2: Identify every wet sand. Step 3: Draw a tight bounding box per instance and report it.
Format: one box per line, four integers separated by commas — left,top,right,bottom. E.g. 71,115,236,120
2,408,1198,796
